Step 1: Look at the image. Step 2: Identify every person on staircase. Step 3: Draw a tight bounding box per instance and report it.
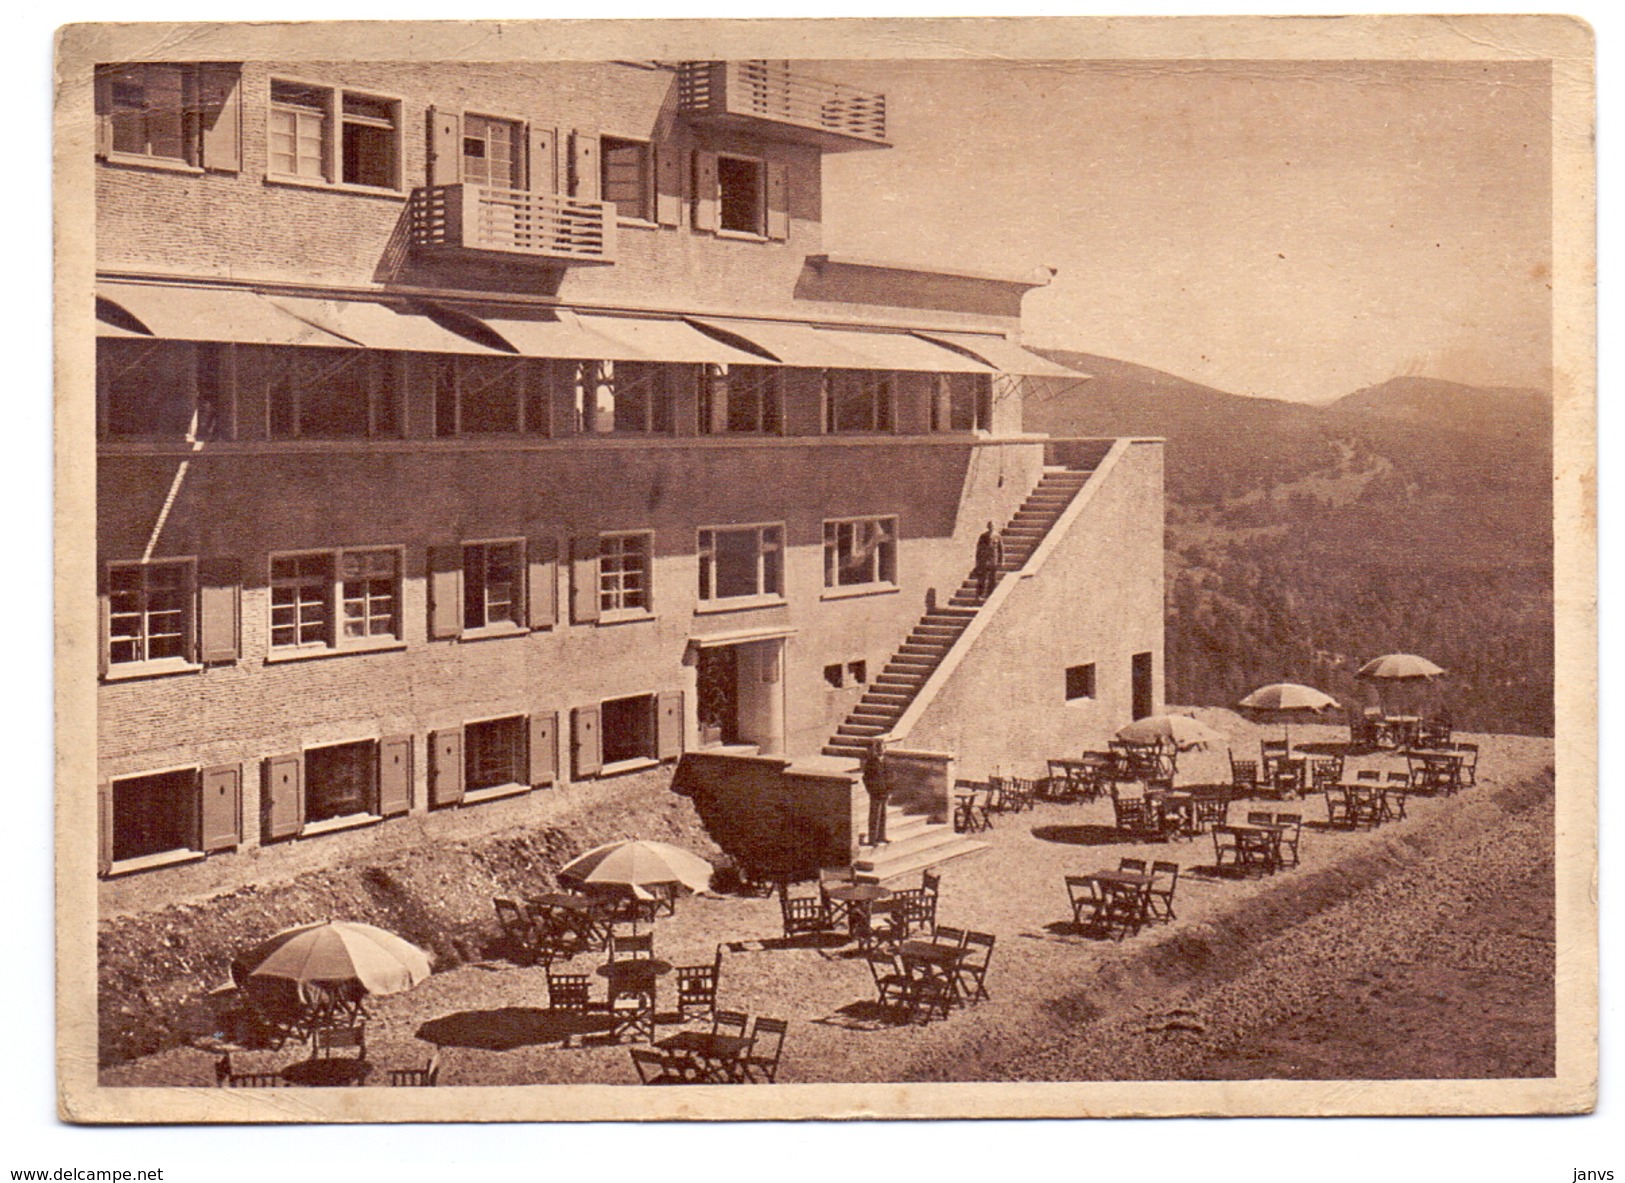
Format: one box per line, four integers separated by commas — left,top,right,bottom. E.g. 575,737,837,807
974,521,1004,600
864,738,891,846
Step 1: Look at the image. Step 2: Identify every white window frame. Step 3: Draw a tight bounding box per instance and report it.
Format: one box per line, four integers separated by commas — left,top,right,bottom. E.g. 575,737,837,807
267,77,404,192
97,63,203,171
599,531,654,620
600,135,654,224
716,152,767,238
268,547,404,657
822,516,899,594
106,558,197,672
462,538,527,635
461,112,527,191
697,522,784,610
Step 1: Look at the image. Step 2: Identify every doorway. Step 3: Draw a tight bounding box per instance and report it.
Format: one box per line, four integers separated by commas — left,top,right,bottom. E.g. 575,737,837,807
696,645,740,747
1132,651,1154,721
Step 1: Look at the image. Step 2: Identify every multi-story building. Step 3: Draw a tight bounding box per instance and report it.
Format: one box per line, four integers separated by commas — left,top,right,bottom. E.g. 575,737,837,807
91,58,1164,893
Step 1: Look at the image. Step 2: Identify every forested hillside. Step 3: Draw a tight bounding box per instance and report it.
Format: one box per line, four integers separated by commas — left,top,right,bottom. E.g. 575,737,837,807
1026,353,1554,735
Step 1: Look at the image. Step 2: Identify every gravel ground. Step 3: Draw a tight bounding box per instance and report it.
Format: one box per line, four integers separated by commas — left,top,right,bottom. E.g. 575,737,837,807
99,716,1555,1087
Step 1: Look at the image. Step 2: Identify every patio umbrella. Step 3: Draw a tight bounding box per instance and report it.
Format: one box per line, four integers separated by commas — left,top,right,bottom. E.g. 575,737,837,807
1237,682,1340,750
1114,714,1225,751
558,839,716,929
1356,653,1446,717
234,920,432,1001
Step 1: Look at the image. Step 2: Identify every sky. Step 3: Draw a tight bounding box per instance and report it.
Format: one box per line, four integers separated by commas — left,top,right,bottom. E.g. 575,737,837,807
822,58,1553,403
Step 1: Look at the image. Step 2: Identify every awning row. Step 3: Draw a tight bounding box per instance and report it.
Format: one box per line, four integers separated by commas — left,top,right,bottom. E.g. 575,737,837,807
96,282,1081,377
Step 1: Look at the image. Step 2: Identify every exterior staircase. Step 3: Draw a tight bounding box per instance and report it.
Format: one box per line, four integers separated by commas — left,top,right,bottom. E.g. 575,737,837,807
821,464,1097,761
853,803,990,884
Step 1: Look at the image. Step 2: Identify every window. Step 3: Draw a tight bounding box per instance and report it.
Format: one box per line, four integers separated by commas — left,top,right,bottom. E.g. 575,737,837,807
305,741,377,824
266,348,400,439
98,340,229,440
269,79,400,189
576,360,676,435
602,694,657,765
108,561,193,665
936,372,992,432
111,770,199,863
98,63,198,165
463,542,524,631
434,356,550,436
270,549,400,651
824,663,844,689
601,137,652,221
823,517,898,589
825,370,893,434
1066,663,1097,702
700,365,781,434
847,660,868,685
465,716,527,792
600,533,653,614
717,154,765,235
462,114,524,189
698,525,783,602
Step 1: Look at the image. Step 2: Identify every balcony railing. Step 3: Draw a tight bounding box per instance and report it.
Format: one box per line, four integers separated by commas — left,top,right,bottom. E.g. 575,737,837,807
408,185,617,263
678,61,888,149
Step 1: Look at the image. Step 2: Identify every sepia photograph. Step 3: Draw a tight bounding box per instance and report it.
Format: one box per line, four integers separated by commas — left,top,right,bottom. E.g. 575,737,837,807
52,14,1595,1127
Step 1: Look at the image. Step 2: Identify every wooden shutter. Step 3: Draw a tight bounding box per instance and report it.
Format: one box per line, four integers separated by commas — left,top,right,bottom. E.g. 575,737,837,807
261,754,303,842
200,763,242,852
654,141,682,226
765,158,790,240
570,536,601,624
692,150,719,232
656,690,684,761
197,557,240,665
428,545,463,639
378,734,412,817
527,537,558,629
572,705,602,779
529,711,558,787
428,108,461,186
97,780,113,875
529,125,559,193
429,726,464,808
198,64,243,173
570,130,601,200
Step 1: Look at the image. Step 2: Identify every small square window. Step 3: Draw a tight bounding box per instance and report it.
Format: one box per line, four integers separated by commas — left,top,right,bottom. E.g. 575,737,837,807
600,533,653,614
463,541,524,630
847,660,868,685
111,769,200,862
108,560,193,665
305,740,377,824
466,716,528,791
1066,663,1097,702
823,517,898,589
698,524,783,602
824,663,844,689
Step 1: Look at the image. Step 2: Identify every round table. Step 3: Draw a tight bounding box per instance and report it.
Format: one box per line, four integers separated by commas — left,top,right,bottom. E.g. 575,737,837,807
825,883,893,938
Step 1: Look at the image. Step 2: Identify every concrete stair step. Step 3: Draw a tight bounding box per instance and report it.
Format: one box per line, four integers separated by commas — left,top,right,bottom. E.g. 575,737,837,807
874,674,926,689
836,723,887,739
898,642,952,657
822,743,869,759
855,835,993,884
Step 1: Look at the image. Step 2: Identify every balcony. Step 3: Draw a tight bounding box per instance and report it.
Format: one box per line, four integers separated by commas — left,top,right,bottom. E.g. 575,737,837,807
408,185,616,264
678,61,889,151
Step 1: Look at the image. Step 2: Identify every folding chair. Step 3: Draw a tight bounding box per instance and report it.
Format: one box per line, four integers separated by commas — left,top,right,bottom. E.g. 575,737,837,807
493,897,539,964
742,1017,788,1083
1272,814,1302,868
712,1009,750,1039
388,1050,442,1086
546,970,595,1012
957,931,995,1002
674,953,720,1021
609,932,655,962
1382,773,1409,820
1148,861,1180,921
629,1047,688,1085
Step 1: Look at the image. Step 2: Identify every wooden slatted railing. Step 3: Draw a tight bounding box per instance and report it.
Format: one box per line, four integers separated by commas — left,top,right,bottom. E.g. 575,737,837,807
409,185,617,262
678,61,888,146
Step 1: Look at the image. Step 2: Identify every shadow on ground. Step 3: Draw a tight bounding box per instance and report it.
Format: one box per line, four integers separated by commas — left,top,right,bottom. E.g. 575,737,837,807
1030,824,1124,847
416,1007,612,1050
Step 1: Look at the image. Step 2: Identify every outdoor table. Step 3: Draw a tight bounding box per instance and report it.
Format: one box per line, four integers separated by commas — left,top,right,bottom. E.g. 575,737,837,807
1153,791,1198,838
1088,869,1154,923
281,1057,371,1087
656,1030,755,1083
896,939,969,1011
1047,757,1106,800
529,892,613,949
953,789,992,833
826,883,893,938
1224,824,1283,874
1338,780,1386,826
1407,749,1466,794
1383,716,1422,749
